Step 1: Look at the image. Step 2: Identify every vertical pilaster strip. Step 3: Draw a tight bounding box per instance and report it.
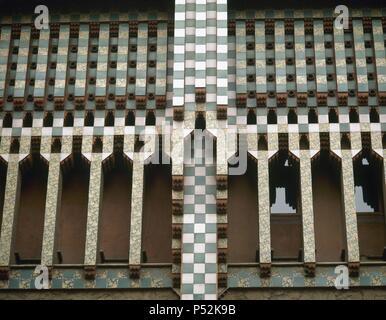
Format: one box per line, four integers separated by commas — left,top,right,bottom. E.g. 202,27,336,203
258,150,271,266
206,0,217,113
53,25,70,97
155,22,168,98
294,21,307,93
0,26,11,99
14,26,31,99
216,0,228,106
216,129,228,292
172,0,186,107
372,19,386,92
313,20,327,93
41,153,62,266
235,21,246,96
299,149,316,264
255,20,266,98
115,23,129,97
334,24,348,93
74,24,90,97
275,20,286,94
353,20,368,93
33,29,50,98
172,128,184,289
195,0,206,88
84,153,103,266
0,156,20,267
135,23,148,100
128,153,144,267
341,149,360,264
95,23,109,98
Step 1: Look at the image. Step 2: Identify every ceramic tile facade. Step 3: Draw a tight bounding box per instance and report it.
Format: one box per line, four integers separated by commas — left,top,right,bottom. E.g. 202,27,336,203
0,2,385,301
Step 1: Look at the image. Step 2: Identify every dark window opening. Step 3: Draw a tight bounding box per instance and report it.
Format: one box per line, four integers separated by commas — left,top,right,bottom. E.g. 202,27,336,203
13,154,48,264
247,109,256,125
125,111,135,126
55,154,90,264
23,112,33,127
312,151,347,262
84,111,94,127
328,108,338,123
228,156,259,263
98,152,132,263
3,113,13,128
267,109,277,124
288,109,297,124
145,111,156,126
354,151,386,261
64,112,74,127
269,151,302,261
43,112,53,127
142,158,172,263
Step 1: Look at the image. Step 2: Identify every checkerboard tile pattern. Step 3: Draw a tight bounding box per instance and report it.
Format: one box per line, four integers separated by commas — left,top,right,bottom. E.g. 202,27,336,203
181,164,217,300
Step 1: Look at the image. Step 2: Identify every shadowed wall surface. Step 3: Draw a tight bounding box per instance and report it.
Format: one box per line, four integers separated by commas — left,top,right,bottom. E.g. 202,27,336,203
13,157,48,262
228,158,259,263
98,157,132,261
312,155,346,262
55,158,89,264
142,163,172,263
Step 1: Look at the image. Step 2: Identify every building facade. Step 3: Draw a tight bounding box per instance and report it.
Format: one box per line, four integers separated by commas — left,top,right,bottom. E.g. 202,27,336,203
0,0,385,299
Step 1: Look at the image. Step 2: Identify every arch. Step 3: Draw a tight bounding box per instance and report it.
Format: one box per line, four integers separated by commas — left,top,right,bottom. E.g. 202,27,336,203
145,110,156,126
349,108,359,123
23,112,33,127
125,111,135,126
312,151,347,262
328,108,338,123
85,111,94,127
105,111,114,127
288,109,297,124
64,112,74,127
43,112,53,127
269,150,302,261
142,153,172,263
267,109,277,124
13,154,48,264
228,155,259,262
308,108,318,124
98,152,132,262
247,108,256,125
54,154,90,264
369,108,380,123
353,150,386,260
3,113,12,128
195,112,206,130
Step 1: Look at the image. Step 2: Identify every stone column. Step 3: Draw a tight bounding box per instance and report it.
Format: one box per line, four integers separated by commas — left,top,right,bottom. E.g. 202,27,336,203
0,155,20,279
341,149,360,274
41,153,62,267
128,153,145,278
299,149,316,271
83,153,103,278
258,150,271,275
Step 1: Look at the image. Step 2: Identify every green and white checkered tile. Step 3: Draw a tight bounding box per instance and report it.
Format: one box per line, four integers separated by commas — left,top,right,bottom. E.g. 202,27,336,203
181,161,217,300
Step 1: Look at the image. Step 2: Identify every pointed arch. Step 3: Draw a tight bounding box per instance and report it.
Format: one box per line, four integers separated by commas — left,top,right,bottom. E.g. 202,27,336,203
312,150,347,262
98,152,133,262
54,154,90,264
13,154,48,264
142,152,172,263
228,154,259,262
353,149,386,261
269,150,302,261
